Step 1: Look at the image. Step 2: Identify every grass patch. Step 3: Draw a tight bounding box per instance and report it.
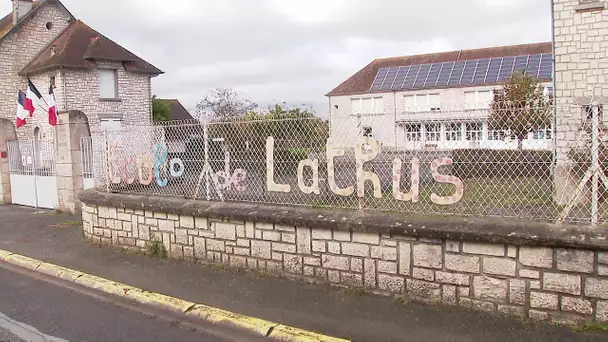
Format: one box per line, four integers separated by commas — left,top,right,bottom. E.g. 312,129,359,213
145,239,167,259
573,323,608,333
62,220,83,226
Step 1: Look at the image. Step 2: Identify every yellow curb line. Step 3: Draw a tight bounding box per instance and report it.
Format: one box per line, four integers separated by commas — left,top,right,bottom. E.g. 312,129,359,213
0,249,350,342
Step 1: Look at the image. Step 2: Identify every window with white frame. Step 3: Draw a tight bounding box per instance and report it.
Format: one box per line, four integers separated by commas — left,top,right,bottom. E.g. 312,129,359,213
425,123,441,142
533,126,553,140
445,123,462,141
404,93,440,112
405,124,422,141
464,90,493,109
351,97,383,114
99,69,118,99
488,130,508,141
466,122,483,141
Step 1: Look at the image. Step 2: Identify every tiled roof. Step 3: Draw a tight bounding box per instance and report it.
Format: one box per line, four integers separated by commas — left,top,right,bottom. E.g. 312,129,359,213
0,0,44,39
327,42,553,97
21,20,163,75
159,99,195,121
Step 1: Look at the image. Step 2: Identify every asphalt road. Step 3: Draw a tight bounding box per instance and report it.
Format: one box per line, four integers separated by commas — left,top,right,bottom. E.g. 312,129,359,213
0,265,262,342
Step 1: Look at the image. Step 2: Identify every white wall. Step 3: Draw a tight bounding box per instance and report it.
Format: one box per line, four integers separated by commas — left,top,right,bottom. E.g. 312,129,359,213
329,82,553,150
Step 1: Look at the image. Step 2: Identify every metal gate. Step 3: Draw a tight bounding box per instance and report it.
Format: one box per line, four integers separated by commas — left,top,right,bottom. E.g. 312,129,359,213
8,139,58,209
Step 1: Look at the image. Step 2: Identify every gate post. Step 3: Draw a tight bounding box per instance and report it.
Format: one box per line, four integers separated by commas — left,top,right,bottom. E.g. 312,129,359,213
55,111,90,214
0,119,16,204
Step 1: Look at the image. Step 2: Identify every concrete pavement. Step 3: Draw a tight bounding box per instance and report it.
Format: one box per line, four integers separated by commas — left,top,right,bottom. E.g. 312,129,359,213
1,205,608,341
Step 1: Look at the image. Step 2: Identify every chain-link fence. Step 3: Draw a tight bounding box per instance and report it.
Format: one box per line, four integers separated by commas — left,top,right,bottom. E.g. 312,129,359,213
84,102,608,225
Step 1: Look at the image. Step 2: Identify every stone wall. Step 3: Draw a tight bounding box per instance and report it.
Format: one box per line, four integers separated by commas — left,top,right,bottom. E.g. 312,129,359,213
79,190,608,326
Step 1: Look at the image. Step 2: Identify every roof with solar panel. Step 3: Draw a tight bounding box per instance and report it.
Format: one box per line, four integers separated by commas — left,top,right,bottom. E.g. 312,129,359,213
327,42,553,97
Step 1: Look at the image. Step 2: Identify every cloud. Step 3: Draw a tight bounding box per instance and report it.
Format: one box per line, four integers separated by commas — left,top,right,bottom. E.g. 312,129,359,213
0,0,552,115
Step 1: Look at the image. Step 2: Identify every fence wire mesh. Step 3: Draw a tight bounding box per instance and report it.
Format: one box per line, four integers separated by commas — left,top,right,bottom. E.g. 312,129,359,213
84,102,608,225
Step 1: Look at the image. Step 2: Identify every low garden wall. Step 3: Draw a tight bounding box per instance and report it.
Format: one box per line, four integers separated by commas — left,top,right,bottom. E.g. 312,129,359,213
79,189,608,326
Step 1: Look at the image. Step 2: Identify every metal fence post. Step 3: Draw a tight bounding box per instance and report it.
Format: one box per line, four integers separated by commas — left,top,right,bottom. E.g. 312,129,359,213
204,122,210,201
591,103,600,225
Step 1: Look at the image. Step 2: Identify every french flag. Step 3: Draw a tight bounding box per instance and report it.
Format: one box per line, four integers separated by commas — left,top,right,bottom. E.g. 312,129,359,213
24,79,42,117
48,84,57,126
16,90,28,128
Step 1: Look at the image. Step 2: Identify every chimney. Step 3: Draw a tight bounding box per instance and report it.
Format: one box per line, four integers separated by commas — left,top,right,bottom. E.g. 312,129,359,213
12,0,34,25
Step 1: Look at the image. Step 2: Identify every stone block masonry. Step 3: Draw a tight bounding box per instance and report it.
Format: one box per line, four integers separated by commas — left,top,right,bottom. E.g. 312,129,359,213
79,190,608,326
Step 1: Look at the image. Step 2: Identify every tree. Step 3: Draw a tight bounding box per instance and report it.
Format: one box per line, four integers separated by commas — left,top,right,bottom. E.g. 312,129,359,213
488,72,552,150
196,88,258,121
152,96,171,122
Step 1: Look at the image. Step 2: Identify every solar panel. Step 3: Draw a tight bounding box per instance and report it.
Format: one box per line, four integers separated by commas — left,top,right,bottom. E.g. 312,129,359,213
461,60,476,84
473,58,490,84
448,61,466,86
392,66,408,90
436,62,454,86
497,56,515,81
526,54,542,78
371,68,389,91
401,65,420,89
413,64,432,88
380,68,399,91
485,58,502,83
369,53,553,92
538,54,553,79
425,63,442,87
513,55,529,74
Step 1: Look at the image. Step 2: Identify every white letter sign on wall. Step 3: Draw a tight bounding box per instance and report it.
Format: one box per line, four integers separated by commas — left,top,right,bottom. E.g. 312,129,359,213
430,157,464,205
297,159,320,195
355,138,382,199
393,158,420,203
326,139,354,197
266,137,291,193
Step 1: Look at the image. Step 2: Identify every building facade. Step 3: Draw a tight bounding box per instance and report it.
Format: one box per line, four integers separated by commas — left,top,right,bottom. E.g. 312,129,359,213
0,0,162,141
327,43,553,150
552,0,607,205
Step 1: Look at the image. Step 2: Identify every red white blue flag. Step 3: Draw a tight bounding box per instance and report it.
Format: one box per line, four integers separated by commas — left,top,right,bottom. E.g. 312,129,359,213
24,78,42,117
48,84,57,126
16,90,28,128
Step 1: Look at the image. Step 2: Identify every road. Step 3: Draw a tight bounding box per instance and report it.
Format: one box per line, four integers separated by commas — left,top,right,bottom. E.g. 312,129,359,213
0,264,263,342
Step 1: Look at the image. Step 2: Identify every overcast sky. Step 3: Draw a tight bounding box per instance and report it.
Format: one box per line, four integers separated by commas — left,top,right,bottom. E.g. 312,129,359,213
2,0,552,115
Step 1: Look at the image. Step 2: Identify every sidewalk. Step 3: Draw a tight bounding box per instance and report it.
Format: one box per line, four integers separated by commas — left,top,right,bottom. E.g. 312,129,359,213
0,205,606,342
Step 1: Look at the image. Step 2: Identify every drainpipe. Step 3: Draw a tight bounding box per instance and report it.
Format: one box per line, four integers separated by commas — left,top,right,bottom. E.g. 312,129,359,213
61,67,67,112
393,91,397,148
549,0,558,167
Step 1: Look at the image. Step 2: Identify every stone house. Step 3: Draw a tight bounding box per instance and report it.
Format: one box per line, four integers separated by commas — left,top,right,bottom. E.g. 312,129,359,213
0,0,162,141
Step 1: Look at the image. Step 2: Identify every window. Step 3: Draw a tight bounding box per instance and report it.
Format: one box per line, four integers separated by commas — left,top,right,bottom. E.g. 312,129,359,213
445,123,462,141
99,69,118,99
533,126,553,140
405,124,422,141
46,22,53,30
425,123,441,141
584,105,604,122
465,90,493,109
403,93,440,112
351,97,383,114
50,76,56,89
488,130,508,141
362,127,373,137
466,122,483,141
100,119,122,132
